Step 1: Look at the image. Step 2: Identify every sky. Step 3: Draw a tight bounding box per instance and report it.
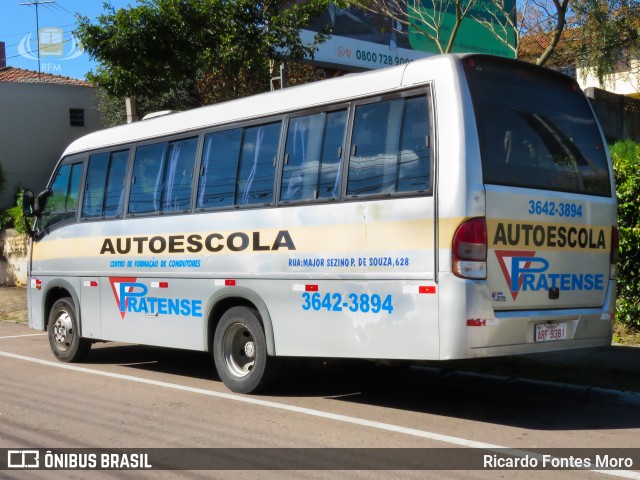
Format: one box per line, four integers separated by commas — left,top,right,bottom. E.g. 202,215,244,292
1,0,136,80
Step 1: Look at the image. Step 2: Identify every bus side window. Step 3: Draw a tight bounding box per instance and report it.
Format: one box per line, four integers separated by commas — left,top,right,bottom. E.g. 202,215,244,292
280,109,347,203
236,122,281,206
129,138,197,215
197,129,242,209
103,150,129,217
82,153,109,218
161,138,198,212
40,162,83,230
348,99,402,196
397,96,430,193
347,95,431,197
129,143,167,215
318,110,348,199
82,150,129,219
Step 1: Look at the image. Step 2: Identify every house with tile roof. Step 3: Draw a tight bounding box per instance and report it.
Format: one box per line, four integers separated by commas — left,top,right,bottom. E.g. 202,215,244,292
0,61,103,209
519,29,640,99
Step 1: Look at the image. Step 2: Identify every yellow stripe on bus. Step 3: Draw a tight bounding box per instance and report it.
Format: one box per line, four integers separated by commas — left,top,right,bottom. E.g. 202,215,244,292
31,219,438,261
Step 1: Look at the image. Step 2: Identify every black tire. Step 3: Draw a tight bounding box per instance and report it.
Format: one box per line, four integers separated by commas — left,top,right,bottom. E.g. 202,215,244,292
213,306,280,394
47,297,91,362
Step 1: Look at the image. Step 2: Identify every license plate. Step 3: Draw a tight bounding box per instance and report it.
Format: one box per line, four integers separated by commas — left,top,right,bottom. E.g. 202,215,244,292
535,323,567,342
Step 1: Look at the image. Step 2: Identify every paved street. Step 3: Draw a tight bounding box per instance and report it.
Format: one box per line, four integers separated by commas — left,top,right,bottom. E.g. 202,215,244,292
1,318,640,479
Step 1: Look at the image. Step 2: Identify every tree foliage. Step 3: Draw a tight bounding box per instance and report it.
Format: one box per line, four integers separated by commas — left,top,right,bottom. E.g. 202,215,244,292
514,0,640,72
75,0,332,111
1,190,29,234
95,63,331,127
610,140,640,328
571,0,640,84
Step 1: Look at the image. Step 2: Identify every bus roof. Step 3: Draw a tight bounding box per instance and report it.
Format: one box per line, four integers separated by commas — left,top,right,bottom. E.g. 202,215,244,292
63,54,461,156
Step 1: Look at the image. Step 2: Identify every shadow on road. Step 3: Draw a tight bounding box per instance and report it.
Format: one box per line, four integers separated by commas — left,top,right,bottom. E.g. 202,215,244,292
82,342,640,432
87,342,216,381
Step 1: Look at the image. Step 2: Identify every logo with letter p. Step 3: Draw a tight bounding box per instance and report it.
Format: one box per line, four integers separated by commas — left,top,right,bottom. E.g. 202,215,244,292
108,277,139,319
119,282,148,313
510,256,549,292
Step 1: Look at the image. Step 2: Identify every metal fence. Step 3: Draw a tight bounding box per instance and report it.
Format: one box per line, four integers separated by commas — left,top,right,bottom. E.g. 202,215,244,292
585,87,640,143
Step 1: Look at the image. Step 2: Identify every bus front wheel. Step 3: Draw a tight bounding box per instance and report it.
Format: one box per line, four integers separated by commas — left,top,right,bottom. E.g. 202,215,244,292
213,306,280,394
47,297,91,362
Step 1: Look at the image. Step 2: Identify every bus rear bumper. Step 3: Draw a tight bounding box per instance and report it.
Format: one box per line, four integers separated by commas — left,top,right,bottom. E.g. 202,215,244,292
438,274,615,360
463,306,614,358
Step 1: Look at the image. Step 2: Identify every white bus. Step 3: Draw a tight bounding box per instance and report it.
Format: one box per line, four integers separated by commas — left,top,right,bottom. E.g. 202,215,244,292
23,54,618,394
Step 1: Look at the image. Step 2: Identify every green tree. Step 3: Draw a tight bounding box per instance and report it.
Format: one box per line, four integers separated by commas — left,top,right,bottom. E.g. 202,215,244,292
610,140,640,328
571,0,640,84
75,0,333,111
514,0,640,73
2,190,29,234
95,62,332,128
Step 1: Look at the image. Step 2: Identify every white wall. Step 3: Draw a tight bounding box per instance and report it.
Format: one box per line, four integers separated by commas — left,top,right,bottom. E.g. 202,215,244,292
0,82,102,209
577,60,640,99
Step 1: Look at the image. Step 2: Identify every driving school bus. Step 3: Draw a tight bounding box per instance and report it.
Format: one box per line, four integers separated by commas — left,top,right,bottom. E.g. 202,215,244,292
22,54,617,393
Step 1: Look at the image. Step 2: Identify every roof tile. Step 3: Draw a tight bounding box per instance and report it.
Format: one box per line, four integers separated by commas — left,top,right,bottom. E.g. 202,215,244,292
0,67,92,87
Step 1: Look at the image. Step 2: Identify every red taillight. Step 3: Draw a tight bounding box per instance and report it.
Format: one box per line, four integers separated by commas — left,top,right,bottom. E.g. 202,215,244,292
452,217,487,279
453,217,487,260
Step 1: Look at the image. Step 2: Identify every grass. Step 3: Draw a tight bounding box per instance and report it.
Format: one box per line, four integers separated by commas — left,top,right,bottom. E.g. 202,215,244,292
613,322,640,346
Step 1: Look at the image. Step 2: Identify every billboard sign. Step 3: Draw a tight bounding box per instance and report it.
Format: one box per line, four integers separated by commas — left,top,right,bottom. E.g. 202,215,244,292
302,1,516,71
408,0,516,57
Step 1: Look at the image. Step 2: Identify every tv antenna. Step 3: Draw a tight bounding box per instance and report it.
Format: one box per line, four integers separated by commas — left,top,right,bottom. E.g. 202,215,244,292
20,0,56,75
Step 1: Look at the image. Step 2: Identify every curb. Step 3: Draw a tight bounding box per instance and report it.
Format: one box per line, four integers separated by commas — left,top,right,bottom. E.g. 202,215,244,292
411,366,640,408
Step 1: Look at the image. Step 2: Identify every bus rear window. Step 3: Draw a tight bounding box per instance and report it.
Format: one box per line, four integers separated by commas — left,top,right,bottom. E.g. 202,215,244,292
463,56,611,197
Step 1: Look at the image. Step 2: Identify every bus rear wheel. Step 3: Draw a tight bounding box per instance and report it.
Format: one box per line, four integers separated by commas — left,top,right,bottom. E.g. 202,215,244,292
47,297,91,362
213,306,280,394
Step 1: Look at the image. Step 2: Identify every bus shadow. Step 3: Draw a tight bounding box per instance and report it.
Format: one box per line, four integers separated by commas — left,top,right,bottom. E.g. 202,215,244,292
83,343,640,432
274,360,640,431
86,342,217,382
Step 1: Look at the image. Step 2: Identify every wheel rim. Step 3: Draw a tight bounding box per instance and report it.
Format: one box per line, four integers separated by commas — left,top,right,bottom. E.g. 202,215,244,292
222,322,256,378
52,311,74,352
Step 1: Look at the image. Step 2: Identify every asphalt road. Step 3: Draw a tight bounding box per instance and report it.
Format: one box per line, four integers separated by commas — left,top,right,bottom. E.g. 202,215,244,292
1,321,639,480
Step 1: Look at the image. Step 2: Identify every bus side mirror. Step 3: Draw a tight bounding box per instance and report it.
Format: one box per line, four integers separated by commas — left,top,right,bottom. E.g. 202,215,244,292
22,189,35,217
34,188,52,217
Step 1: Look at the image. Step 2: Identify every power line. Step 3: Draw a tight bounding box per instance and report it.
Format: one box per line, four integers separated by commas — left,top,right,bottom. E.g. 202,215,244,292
51,0,75,16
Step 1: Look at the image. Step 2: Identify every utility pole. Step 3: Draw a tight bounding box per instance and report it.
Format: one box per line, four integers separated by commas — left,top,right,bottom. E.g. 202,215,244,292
20,0,55,75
